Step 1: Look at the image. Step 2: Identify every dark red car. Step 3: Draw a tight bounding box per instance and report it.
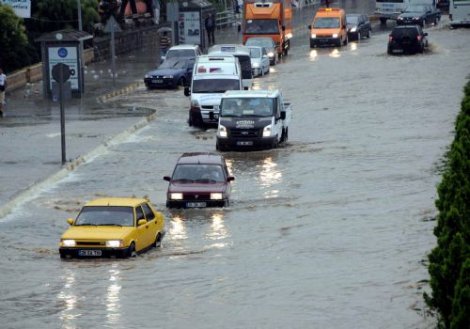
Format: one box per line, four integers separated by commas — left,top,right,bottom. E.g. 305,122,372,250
163,153,235,208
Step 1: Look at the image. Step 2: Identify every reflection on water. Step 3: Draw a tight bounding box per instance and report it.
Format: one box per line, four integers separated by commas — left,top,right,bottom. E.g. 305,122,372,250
206,213,230,249
329,48,341,58
58,269,79,328
259,156,282,198
309,49,318,61
350,42,358,51
106,264,121,325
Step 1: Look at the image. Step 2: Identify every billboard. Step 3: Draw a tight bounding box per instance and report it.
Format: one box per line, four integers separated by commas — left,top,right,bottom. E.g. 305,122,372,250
0,0,31,18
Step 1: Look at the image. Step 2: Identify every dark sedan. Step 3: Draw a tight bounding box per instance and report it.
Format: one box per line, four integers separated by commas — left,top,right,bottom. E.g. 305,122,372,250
346,14,372,40
396,4,441,27
163,153,234,208
144,57,195,89
387,25,429,55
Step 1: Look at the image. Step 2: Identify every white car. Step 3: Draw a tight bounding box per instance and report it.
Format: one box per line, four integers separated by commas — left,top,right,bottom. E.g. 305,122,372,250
247,46,270,77
161,44,203,62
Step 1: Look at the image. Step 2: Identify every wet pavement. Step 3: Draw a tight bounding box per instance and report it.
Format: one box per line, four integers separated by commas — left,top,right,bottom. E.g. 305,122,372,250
1,3,470,329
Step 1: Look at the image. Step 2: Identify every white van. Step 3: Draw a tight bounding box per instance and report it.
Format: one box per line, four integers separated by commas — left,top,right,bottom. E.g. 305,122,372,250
207,44,253,90
184,55,243,128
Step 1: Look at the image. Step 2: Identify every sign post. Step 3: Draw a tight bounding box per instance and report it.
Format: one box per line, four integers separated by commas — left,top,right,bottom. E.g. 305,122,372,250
104,16,122,87
52,63,71,165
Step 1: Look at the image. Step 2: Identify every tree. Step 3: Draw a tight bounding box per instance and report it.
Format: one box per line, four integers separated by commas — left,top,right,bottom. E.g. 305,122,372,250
0,4,31,73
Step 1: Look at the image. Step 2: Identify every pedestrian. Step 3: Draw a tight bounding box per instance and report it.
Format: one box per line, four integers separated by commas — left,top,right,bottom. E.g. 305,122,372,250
159,31,171,59
0,67,6,117
205,13,215,46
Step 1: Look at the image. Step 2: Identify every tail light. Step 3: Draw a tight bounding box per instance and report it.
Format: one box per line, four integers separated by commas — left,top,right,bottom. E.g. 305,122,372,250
388,36,393,42
417,35,422,41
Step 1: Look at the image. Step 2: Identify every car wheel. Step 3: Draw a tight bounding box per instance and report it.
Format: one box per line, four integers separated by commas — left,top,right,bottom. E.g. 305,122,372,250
387,46,393,55
367,29,371,38
216,141,227,152
154,233,163,248
126,243,137,258
357,32,361,41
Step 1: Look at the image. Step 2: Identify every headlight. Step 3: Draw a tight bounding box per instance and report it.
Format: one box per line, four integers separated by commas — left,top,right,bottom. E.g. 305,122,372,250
62,239,76,247
332,33,338,38
210,193,223,200
350,27,357,32
106,240,123,248
286,32,293,39
252,63,260,68
218,124,227,138
311,33,317,39
267,51,274,57
263,124,273,137
144,74,150,78
170,193,183,200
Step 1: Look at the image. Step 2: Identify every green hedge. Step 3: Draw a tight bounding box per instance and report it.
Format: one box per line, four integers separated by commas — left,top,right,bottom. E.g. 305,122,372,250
426,81,470,329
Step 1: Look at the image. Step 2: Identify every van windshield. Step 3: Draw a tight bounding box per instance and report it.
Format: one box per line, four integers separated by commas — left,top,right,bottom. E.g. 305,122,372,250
245,19,279,34
313,17,340,28
193,79,240,93
220,98,275,117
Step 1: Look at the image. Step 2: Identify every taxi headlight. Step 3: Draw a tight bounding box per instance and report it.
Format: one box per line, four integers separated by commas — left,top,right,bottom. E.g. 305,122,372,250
263,124,273,137
311,33,317,39
170,193,183,200
62,239,76,247
332,33,339,38
218,124,227,138
210,193,223,200
106,240,123,248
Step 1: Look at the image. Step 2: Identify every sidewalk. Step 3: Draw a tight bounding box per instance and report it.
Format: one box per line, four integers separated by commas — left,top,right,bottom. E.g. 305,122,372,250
0,25,242,218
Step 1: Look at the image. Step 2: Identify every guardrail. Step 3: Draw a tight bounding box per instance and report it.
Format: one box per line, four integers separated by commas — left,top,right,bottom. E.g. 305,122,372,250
216,10,238,29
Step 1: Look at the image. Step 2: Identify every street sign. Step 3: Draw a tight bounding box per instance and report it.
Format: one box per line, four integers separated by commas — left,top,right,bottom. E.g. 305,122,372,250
104,15,122,33
52,63,71,83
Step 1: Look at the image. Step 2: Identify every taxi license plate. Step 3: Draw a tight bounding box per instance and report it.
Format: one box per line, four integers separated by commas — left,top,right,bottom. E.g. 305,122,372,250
78,250,102,257
237,141,253,146
152,79,163,84
187,202,207,208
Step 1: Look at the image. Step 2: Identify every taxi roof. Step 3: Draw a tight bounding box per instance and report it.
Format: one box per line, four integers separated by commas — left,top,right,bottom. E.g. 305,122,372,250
85,197,148,207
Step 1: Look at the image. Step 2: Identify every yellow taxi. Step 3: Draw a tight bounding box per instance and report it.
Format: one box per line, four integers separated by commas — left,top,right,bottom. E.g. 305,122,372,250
59,197,165,259
308,7,348,48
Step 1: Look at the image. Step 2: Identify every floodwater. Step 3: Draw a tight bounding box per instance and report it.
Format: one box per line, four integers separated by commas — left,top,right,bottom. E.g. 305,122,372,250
1,18,470,329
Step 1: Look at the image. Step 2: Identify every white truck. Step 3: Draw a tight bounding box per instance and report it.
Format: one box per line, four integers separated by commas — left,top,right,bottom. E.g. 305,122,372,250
216,89,292,151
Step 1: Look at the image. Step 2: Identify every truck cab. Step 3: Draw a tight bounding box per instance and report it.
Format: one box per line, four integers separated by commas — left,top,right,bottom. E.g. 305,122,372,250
185,55,243,129
216,90,292,151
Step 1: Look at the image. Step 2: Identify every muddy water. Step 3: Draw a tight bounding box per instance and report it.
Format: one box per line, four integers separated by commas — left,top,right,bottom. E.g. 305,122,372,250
1,23,470,329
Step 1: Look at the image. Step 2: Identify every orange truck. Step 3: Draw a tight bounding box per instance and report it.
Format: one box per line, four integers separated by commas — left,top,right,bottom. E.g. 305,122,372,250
242,0,293,59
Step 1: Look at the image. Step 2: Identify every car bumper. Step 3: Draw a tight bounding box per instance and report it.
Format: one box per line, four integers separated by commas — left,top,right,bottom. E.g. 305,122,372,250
217,136,278,150
59,247,130,259
310,37,341,47
166,199,228,208
144,78,178,89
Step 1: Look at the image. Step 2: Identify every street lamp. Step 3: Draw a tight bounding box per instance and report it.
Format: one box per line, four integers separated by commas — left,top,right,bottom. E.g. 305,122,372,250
77,0,83,31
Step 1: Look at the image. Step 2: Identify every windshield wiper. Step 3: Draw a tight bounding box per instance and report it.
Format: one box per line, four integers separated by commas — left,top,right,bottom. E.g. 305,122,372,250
101,223,123,227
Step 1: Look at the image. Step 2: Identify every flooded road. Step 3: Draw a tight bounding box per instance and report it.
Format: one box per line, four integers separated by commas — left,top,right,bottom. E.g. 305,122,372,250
1,19,470,329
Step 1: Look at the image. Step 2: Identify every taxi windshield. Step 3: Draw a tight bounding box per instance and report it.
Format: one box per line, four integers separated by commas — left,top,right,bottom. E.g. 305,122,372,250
313,17,340,28
75,206,135,227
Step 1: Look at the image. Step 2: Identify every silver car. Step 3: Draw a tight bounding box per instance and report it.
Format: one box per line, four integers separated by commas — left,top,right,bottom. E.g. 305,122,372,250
248,46,270,77
245,37,278,65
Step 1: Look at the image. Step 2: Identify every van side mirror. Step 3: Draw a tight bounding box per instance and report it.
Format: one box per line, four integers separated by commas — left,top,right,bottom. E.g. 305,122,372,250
184,86,191,96
424,32,428,36
280,111,286,120
163,176,171,181
307,25,312,29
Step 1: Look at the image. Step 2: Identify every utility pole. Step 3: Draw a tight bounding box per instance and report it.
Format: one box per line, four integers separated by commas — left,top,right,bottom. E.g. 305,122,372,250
77,0,83,31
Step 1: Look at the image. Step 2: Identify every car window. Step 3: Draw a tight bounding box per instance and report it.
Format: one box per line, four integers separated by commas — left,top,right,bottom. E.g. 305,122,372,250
135,206,145,222
313,17,340,28
392,27,418,38
75,206,134,227
142,203,155,220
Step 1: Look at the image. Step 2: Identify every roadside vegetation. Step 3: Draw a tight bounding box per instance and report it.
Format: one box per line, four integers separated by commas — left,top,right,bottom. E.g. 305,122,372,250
0,0,99,73
426,80,470,329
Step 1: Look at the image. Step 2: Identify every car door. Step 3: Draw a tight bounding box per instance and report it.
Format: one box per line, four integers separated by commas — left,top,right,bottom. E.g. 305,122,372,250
135,205,153,250
142,202,161,240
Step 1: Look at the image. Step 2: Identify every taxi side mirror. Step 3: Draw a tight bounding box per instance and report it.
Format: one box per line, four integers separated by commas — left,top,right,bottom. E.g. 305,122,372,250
67,218,74,225
280,111,286,120
137,219,147,226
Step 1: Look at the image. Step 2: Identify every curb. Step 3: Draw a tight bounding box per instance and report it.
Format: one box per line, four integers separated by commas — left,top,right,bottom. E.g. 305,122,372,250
0,112,157,220
97,81,143,103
